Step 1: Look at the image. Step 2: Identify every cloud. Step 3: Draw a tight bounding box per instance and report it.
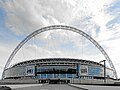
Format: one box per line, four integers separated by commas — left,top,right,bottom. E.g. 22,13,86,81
0,0,114,35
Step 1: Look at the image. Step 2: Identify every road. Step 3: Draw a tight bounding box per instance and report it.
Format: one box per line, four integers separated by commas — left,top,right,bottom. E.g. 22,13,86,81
12,84,82,90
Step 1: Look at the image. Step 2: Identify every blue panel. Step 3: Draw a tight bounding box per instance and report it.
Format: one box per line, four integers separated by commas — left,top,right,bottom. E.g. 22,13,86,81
67,74,72,78
47,74,53,78
88,66,102,76
73,74,77,78
41,74,46,78
54,74,59,78
60,74,66,78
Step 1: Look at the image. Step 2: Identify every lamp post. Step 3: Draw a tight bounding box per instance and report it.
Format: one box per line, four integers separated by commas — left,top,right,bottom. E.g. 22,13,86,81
99,60,106,83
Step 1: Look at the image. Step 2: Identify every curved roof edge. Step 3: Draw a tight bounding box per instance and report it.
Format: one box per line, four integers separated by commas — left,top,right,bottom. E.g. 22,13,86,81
10,58,104,68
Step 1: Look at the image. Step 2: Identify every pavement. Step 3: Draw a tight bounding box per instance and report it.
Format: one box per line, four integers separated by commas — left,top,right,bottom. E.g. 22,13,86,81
0,84,42,89
1,84,120,90
70,84,120,90
11,84,82,90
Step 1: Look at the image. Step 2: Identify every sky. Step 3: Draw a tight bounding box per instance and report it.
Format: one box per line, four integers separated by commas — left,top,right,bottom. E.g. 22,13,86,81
0,0,120,79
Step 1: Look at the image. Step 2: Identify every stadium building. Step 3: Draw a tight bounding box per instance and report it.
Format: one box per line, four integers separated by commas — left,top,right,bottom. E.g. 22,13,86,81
4,58,114,84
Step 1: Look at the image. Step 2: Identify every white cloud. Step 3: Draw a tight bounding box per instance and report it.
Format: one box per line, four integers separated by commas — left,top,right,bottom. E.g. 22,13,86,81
0,0,114,35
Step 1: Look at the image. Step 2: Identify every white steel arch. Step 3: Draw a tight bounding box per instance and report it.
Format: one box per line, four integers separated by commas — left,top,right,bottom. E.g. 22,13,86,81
2,25,118,79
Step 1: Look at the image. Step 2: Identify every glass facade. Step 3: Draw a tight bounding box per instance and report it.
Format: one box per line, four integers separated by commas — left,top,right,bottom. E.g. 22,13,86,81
36,65,78,78
35,64,104,78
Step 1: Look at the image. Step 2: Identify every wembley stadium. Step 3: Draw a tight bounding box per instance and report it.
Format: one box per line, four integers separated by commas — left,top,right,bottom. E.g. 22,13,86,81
3,58,114,84
1,25,117,84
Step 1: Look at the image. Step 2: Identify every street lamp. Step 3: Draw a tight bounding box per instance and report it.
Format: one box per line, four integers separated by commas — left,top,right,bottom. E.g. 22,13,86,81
99,60,106,83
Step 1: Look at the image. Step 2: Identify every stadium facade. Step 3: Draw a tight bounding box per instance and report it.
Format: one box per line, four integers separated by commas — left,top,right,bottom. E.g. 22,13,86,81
4,58,114,83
